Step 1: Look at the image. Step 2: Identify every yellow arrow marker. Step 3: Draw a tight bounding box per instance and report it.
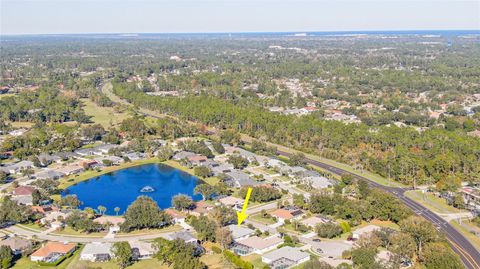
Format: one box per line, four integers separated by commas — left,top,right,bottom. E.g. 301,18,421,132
237,187,252,226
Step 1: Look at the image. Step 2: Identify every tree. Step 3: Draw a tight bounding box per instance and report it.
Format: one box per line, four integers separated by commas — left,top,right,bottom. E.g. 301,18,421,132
193,166,212,178
0,196,32,223
114,207,121,215
239,186,282,203
157,147,174,161
388,232,416,264
172,194,195,211
227,155,249,169
289,152,306,166
211,141,225,154
209,205,236,226
112,242,133,269
215,227,233,249
154,238,206,269
60,195,82,209
189,216,216,242
399,216,438,253
422,242,463,269
315,222,343,238
0,246,13,269
303,258,333,269
350,247,381,269
194,184,216,200
121,196,172,232
97,205,107,215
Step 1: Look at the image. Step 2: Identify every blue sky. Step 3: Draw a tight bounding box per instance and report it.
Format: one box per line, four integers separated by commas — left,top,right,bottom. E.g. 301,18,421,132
1,0,479,34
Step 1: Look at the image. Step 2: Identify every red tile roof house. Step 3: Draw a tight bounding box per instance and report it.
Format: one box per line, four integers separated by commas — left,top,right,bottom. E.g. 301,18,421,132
186,155,208,166
30,242,76,262
189,201,214,217
270,208,304,223
165,208,186,224
12,186,36,196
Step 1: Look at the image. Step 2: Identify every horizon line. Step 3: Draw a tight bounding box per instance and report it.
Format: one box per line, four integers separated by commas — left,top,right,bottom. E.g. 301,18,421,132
1,29,480,37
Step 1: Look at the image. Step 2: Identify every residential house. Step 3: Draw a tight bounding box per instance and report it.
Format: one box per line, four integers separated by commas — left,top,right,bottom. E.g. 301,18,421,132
41,211,72,227
166,231,198,244
12,186,36,196
93,216,125,233
261,246,310,269
0,236,33,255
80,242,113,262
270,208,304,223
33,169,65,180
211,163,233,176
461,187,480,214
219,196,244,211
300,216,330,228
165,209,186,224
227,224,255,241
123,152,147,161
226,170,259,188
187,155,208,166
190,201,214,217
131,241,155,260
173,151,196,161
1,161,34,174
233,236,283,256
55,164,84,176
30,242,76,262
302,176,334,189
352,225,381,240
37,153,62,166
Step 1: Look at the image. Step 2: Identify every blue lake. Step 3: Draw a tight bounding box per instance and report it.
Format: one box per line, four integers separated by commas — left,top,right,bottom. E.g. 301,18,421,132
62,163,202,215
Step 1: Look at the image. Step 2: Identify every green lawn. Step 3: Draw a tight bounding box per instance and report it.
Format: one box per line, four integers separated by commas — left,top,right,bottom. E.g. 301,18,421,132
13,248,80,269
405,190,464,214
242,254,267,269
116,225,182,237
251,213,277,225
71,259,170,269
81,98,129,128
449,220,480,252
52,226,107,237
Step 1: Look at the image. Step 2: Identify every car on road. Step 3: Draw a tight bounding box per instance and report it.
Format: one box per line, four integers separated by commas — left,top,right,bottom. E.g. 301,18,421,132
313,238,321,242
316,248,323,253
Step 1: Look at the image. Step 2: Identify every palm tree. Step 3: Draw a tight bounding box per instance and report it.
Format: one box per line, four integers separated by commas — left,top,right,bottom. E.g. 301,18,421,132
97,205,107,215
114,207,120,216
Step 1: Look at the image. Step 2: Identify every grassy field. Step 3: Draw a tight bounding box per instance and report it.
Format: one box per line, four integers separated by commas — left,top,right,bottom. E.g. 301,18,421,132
81,98,130,128
405,190,464,214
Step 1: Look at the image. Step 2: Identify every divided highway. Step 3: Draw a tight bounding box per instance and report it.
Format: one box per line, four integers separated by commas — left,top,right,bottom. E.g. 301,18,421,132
277,150,480,269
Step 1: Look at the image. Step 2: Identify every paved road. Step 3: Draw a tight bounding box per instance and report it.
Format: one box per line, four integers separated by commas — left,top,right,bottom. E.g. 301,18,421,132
3,225,178,243
277,150,480,269
102,82,480,268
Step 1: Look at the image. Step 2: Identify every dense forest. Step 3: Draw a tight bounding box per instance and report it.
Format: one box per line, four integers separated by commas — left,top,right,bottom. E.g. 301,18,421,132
113,82,480,185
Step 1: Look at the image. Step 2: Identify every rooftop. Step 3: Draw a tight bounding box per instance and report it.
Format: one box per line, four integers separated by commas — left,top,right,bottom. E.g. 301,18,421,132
237,236,283,250
262,246,309,263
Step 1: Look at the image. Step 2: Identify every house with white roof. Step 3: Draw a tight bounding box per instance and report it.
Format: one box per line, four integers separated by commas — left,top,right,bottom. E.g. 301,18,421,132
233,235,283,256
80,242,113,262
261,246,310,269
352,224,381,240
227,224,255,241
